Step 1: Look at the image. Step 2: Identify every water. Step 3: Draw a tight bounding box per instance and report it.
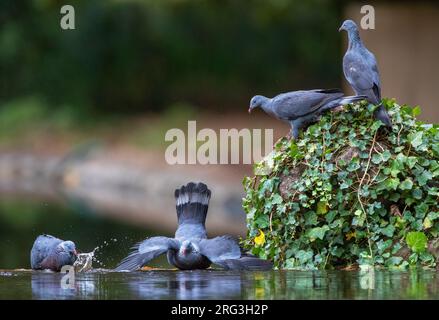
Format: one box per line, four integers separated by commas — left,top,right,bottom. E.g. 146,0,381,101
0,269,438,300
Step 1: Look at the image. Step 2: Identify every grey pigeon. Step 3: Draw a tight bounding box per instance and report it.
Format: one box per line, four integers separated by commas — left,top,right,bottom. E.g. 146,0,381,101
30,234,78,271
339,19,392,128
249,88,366,139
115,182,273,271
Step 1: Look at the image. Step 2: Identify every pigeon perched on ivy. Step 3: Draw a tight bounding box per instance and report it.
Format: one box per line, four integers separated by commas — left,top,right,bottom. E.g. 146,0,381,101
116,182,273,271
30,234,78,271
249,88,366,139
339,19,392,128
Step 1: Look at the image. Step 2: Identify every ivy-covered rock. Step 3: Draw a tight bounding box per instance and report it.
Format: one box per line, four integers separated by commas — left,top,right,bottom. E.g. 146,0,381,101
242,99,439,270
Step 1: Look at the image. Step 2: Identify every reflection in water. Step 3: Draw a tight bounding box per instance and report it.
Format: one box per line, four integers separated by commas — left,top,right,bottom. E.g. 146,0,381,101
0,269,437,300
129,271,243,300
31,272,96,300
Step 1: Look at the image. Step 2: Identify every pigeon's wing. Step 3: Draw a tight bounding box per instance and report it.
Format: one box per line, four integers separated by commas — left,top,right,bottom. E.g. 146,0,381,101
115,237,180,271
30,234,62,269
198,236,273,271
343,51,379,92
199,235,241,261
271,89,343,120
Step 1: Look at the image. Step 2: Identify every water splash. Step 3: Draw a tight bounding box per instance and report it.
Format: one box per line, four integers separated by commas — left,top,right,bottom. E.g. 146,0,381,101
74,247,98,272
81,238,121,269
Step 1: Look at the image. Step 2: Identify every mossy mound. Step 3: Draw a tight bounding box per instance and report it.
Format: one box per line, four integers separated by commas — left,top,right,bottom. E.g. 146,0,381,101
242,99,439,270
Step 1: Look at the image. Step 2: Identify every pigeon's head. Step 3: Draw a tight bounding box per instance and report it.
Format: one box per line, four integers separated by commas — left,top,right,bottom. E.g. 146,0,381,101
179,240,198,256
57,240,78,259
339,19,358,33
249,95,268,113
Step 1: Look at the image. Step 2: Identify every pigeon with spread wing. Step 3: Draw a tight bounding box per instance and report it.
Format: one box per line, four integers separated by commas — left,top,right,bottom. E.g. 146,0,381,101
115,182,272,271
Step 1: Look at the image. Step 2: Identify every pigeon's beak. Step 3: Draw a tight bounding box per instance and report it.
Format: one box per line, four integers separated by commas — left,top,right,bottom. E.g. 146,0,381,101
74,249,79,256
248,108,252,114
338,26,344,32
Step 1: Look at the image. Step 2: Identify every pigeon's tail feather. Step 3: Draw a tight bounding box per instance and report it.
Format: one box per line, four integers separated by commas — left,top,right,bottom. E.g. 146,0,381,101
217,255,273,271
338,95,367,105
175,182,211,225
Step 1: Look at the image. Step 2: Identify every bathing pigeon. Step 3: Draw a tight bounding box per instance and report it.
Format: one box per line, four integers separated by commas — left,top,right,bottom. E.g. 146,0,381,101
115,182,273,271
30,234,78,271
339,19,392,128
249,88,366,139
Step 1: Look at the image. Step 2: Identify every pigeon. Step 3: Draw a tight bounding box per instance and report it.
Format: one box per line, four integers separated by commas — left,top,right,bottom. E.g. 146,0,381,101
249,88,366,139
115,182,273,271
30,234,78,272
339,19,392,128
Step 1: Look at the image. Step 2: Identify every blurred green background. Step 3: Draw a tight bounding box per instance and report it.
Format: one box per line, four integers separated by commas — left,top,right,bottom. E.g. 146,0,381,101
0,0,341,122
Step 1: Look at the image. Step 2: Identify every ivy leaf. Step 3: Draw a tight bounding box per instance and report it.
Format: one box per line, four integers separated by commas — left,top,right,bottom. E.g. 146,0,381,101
399,178,413,190
289,143,303,160
272,194,283,205
382,150,392,162
371,120,382,131
316,200,328,215
412,106,421,117
308,225,330,241
295,250,314,264
385,178,400,190
406,231,428,253
255,215,269,228
380,224,395,237
417,170,432,186
372,153,382,164
423,217,432,229
408,131,423,148
406,156,418,169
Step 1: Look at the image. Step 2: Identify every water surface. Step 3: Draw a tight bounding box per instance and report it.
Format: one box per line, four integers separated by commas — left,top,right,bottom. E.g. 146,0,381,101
1,269,438,300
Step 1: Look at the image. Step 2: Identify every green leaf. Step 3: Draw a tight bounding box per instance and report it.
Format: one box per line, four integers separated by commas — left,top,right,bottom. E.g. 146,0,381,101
412,188,423,199
316,200,328,215
371,120,382,131
308,226,330,241
423,217,432,229
399,178,413,190
295,250,313,264
289,143,303,159
408,131,423,148
255,215,269,228
385,178,400,190
406,156,418,169
417,170,432,186
406,231,428,253
381,224,396,237
272,194,283,205
382,150,392,162
412,106,421,117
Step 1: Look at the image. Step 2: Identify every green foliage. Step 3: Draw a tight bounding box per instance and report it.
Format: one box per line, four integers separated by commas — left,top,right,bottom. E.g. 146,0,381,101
0,0,340,116
242,99,439,270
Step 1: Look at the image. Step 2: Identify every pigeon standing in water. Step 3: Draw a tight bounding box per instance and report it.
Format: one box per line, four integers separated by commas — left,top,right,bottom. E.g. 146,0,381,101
249,88,366,139
116,182,273,271
339,19,392,128
30,234,78,271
